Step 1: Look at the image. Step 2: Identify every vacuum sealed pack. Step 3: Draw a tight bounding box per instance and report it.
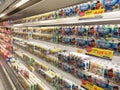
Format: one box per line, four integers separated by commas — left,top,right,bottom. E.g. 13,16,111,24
102,0,120,12
97,25,112,38
79,2,91,17
113,25,120,38
97,40,112,49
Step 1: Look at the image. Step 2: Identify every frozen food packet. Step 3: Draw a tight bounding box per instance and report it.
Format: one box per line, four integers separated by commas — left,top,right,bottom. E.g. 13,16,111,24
102,0,120,12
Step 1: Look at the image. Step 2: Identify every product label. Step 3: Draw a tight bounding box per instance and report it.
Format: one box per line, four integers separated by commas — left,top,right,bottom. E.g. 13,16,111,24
81,79,104,90
86,48,114,60
92,85,104,90
77,49,83,53
79,9,105,19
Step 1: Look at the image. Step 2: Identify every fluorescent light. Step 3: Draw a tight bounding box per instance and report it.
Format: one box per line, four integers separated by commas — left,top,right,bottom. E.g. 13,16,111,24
15,0,30,8
0,13,6,18
13,24,23,27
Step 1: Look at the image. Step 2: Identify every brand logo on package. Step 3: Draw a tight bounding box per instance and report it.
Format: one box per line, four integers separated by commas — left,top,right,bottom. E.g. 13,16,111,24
103,0,119,6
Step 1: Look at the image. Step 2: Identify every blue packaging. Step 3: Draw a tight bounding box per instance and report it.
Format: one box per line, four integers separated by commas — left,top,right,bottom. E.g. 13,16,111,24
102,0,120,11
82,73,88,80
79,3,91,12
76,70,84,79
64,27,72,36
64,27,69,35
76,60,85,70
76,38,87,48
68,27,73,35
112,43,118,51
97,25,112,38
64,7,74,17
98,40,112,49
63,55,69,63
79,60,89,71
63,37,72,44
112,42,120,54
113,26,120,38
94,78,109,88
108,84,120,90
115,70,120,84
77,26,87,37
62,63,72,73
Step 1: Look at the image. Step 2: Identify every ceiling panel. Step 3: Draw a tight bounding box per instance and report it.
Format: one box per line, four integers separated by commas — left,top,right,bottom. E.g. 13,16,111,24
0,0,5,7
0,0,16,13
8,0,89,20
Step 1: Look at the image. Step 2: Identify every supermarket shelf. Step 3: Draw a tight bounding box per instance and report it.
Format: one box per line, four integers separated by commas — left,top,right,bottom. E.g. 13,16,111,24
14,53,56,90
13,46,82,85
13,37,80,52
12,11,120,27
13,37,120,63
2,60,25,90
33,72,56,90
13,36,120,63
30,39,120,63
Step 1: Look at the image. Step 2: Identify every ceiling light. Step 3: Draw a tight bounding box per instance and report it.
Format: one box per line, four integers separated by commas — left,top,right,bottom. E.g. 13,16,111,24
13,24,23,27
0,13,6,18
15,0,30,8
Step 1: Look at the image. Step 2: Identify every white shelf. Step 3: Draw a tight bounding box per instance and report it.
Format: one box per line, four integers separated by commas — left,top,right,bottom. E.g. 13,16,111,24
14,47,82,86
13,37,120,63
12,11,120,27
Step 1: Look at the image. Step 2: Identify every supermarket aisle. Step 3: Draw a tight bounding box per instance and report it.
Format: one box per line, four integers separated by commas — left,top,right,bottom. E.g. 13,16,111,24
14,46,82,85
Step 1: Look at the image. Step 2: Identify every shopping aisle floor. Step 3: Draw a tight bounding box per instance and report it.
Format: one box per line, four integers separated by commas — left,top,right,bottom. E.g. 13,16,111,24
0,60,4,90
0,66,8,90
0,79,5,90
